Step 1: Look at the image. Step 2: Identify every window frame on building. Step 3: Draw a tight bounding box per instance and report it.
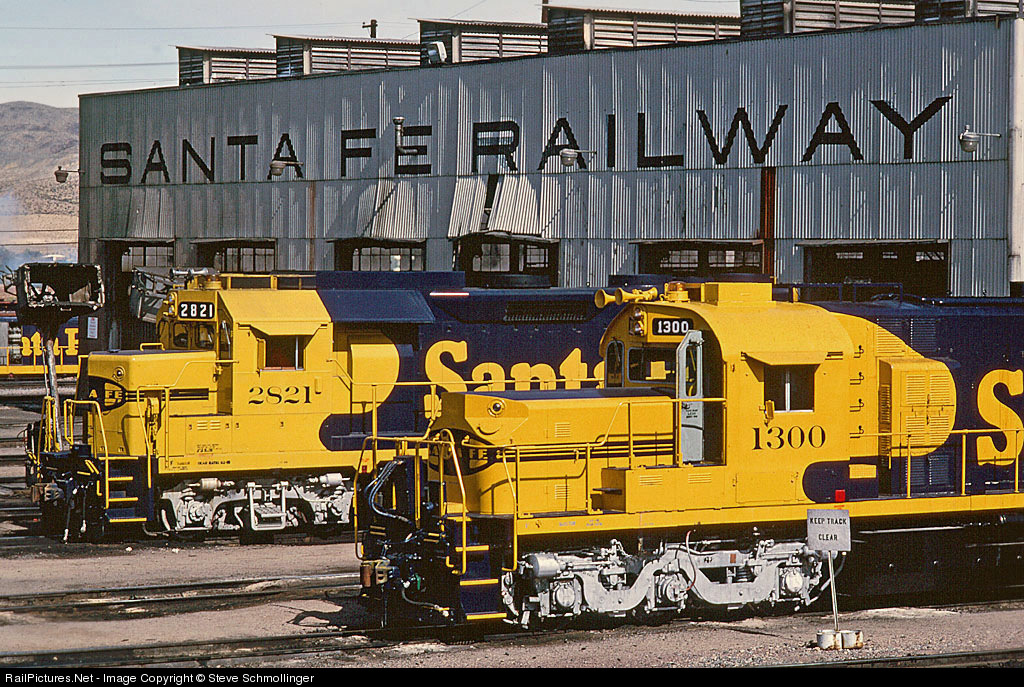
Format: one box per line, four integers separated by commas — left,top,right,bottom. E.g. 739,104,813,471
801,240,950,299
195,239,277,273
331,238,426,272
454,231,559,288
635,239,764,278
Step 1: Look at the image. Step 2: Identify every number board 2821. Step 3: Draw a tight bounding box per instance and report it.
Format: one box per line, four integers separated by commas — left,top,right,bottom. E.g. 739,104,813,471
177,301,215,320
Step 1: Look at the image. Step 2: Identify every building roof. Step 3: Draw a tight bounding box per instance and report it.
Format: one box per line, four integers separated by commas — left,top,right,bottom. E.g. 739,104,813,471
415,18,547,30
545,4,741,20
272,34,419,48
176,45,275,55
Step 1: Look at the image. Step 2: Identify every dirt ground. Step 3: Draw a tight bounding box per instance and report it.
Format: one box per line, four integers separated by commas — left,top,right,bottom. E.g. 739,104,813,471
289,605,1024,668
1,539,1024,666
0,539,360,594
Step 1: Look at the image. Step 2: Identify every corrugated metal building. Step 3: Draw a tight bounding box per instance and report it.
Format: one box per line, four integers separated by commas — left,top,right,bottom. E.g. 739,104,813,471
79,10,1024,345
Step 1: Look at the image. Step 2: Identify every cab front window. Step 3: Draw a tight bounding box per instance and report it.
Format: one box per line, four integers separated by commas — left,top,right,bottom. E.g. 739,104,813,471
627,346,676,385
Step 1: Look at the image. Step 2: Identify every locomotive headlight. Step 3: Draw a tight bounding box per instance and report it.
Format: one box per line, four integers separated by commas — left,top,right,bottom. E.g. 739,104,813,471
632,306,643,319
631,320,645,336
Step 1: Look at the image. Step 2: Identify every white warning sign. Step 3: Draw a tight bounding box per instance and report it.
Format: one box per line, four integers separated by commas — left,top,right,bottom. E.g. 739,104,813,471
807,509,851,552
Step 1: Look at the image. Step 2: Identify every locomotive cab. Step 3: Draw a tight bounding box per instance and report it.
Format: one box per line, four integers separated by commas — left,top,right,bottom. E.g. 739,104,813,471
591,280,861,510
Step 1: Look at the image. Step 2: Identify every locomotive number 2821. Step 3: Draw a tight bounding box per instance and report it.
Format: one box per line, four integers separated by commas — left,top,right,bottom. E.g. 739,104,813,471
248,385,315,405
752,425,826,450
177,301,215,320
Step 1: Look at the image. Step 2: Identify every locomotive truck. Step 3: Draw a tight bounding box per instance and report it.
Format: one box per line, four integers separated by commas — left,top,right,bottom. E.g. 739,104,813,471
358,280,1024,626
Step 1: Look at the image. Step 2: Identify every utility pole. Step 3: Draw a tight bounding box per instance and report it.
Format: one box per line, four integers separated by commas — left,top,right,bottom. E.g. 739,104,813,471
363,19,378,38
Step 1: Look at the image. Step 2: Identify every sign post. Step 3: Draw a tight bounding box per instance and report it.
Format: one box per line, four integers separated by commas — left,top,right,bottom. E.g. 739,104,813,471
807,508,861,649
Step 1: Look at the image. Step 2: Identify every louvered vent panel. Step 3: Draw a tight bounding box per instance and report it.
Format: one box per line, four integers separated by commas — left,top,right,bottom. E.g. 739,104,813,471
276,39,304,77
876,327,907,357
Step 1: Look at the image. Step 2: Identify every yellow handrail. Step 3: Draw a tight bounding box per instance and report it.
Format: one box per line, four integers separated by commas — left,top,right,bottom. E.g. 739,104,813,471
438,429,470,575
62,400,111,505
853,427,1024,497
497,446,520,572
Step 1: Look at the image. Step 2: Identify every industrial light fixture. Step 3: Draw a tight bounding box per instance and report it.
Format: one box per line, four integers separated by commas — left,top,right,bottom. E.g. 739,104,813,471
53,165,80,183
424,41,447,65
268,160,290,177
558,149,597,167
959,125,1001,154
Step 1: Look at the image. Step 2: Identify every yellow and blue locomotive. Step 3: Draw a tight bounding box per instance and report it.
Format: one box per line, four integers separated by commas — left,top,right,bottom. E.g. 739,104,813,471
359,280,1024,626
28,270,637,540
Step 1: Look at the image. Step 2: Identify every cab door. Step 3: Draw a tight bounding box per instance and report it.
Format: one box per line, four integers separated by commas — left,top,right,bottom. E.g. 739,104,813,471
675,330,703,463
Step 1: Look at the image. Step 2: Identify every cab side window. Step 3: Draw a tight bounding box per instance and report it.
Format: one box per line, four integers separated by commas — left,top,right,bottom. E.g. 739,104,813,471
606,341,624,387
261,335,306,370
764,365,814,411
218,320,232,359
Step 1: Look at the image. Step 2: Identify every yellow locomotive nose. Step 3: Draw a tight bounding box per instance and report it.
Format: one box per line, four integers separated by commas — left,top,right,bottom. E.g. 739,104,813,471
436,392,529,444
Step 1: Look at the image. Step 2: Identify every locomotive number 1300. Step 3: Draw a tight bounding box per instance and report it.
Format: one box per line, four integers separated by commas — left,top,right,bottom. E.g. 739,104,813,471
752,425,826,450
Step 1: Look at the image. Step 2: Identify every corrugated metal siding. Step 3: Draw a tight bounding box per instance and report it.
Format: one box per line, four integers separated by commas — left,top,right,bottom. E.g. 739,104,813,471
81,17,1014,293
488,174,540,235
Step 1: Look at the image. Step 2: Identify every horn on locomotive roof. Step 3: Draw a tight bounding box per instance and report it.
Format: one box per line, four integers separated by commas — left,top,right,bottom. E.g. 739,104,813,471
615,287,659,305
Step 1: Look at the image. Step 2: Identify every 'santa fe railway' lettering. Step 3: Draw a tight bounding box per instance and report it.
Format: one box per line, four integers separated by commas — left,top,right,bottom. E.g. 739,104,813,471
423,340,604,393
97,98,952,184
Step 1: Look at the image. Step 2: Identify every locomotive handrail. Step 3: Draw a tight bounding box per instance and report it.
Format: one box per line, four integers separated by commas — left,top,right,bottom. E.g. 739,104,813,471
61,399,111,506
497,446,519,572
134,385,172,491
29,396,61,471
853,427,1023,497
352,431,472,574
0,344,77,376
438,428,471,575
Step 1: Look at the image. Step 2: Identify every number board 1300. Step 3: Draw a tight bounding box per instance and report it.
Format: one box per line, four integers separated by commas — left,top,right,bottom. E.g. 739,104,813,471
652,318,692,336
177,301,215,320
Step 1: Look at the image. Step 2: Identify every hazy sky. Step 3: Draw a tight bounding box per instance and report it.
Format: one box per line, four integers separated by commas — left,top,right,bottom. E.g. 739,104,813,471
3,0,739,108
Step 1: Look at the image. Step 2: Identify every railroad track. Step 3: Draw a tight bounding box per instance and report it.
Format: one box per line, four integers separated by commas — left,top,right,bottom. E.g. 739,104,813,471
0,504,38,521
1,585,1023,668
796,647,1024,668
0,628,393,668
0,572,360,620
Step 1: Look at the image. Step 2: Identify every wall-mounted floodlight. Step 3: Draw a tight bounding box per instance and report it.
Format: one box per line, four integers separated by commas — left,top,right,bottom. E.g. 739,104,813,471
559,149,597,167
959,125,1001,154
424,41,447,65
54,165,80,183
269,160,289,177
